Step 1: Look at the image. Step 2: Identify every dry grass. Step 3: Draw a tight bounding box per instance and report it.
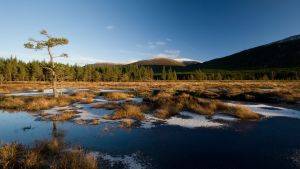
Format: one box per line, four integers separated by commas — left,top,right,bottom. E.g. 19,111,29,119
109,104,144,121
0,97,25,110
184,98,217,116
72,92,96,104
90,119,100,125
50,111,78,121
0,139,98,169
0,81,299,104
0,96,73,111
147,92,261,120
0,143,23,168
215,102,260,120
120,119,135,128
0,90,99,111
91,102,120,110
25,97,72,111
53,150,98,169
102,92,133,100
154,109,171,119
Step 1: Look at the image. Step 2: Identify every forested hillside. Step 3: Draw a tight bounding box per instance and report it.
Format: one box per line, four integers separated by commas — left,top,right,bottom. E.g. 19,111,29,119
191,35,300,70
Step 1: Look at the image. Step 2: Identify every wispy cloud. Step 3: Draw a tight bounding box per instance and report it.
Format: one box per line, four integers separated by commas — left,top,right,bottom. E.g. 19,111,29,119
119,50,153,57
146,41,167,49
0,51,105,65
155,49,181,58
105,25,115,30
164,49,180,57
155,41,166,46
166,38,172,42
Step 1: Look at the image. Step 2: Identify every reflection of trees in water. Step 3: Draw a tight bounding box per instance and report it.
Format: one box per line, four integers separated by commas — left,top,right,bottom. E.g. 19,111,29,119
51,121,65,141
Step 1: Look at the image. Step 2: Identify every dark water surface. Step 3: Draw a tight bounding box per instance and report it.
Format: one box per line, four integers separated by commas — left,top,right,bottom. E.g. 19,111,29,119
0,110,300,169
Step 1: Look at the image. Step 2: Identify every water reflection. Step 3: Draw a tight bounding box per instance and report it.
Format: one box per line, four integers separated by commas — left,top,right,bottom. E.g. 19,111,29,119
1,104,300,168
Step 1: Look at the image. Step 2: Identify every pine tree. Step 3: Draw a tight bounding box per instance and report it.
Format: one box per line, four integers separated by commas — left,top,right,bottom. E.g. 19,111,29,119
194,70,206,80
24,30,69,97
17,63,27,81
0,74,4,84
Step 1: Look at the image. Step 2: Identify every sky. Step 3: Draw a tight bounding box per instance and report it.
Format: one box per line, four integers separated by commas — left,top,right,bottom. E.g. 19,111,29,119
0,0,300,65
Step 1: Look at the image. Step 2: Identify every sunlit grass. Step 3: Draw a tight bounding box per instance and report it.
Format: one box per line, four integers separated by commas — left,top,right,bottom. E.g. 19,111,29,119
0,139,98,169
102,92,133,100
109,104,144,121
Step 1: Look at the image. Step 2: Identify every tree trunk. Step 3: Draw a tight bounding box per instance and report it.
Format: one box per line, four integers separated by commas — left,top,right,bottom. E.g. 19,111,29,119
52,68,58,98
48,47,58,98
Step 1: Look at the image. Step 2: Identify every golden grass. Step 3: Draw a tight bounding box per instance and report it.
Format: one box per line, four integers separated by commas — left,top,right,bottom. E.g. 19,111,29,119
215,102,260,120
0,139,98,169
22,150,41,168
102,92,133,100
50,111,78,121
0,96,73,111
91,102,120,110
0,143,23,168
120,119,135,128
55,150,98,169
72,92,96,104
0,97,25,110
0,81,297,121
0,81,299,104
147,92,261,120
110,104,144,121
90,119,100,125
154,109,171,119
25,97,72,111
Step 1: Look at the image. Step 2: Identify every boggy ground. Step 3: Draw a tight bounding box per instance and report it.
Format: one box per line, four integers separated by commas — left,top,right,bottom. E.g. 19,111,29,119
0,89,262,127
1,81,299,104
0,81,299,127
0,81,299,169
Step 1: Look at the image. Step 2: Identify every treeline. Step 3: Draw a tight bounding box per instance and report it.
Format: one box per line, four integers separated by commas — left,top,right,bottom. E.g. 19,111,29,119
0,57,154,82
185,69,300,80
0,57,299,82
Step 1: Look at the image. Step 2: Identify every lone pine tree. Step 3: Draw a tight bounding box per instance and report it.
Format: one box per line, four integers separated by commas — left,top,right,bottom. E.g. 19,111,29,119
24,30,69,97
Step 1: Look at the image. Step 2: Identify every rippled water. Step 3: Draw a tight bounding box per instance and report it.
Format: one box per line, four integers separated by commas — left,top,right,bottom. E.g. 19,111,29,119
0,102,300,169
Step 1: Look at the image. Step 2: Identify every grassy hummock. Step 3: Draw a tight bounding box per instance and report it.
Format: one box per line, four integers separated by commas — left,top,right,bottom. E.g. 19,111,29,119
107,104,145,121
0,96,73,111
102,92,133,101
0,139,98,169
147,92,261,120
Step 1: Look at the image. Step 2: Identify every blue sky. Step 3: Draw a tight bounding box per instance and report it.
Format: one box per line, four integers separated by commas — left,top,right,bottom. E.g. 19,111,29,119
0,0,300,65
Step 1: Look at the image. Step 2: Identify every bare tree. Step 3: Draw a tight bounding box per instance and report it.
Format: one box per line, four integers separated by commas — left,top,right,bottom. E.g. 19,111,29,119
24,30,69,97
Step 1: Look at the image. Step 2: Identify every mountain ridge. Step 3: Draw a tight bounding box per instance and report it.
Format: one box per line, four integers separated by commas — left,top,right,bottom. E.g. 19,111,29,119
92,34,300,70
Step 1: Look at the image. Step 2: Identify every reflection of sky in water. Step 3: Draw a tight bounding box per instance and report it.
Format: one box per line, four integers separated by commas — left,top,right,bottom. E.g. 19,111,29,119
1,102,300,169
228,102,300,119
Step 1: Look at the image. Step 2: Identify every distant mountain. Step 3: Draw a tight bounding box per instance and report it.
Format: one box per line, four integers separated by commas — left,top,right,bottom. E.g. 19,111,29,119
130,57,186,66
93,62,124,67
189,34,300,70
174,58,200,66
92,34,300,71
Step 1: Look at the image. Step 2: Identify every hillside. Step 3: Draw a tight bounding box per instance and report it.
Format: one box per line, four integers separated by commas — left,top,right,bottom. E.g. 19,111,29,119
190,35,300,70
130,57,186,66
92,34,300,71
93,62,123,67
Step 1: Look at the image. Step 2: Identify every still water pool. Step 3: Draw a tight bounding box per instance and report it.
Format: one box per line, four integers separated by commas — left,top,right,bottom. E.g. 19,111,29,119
0,103,300,169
